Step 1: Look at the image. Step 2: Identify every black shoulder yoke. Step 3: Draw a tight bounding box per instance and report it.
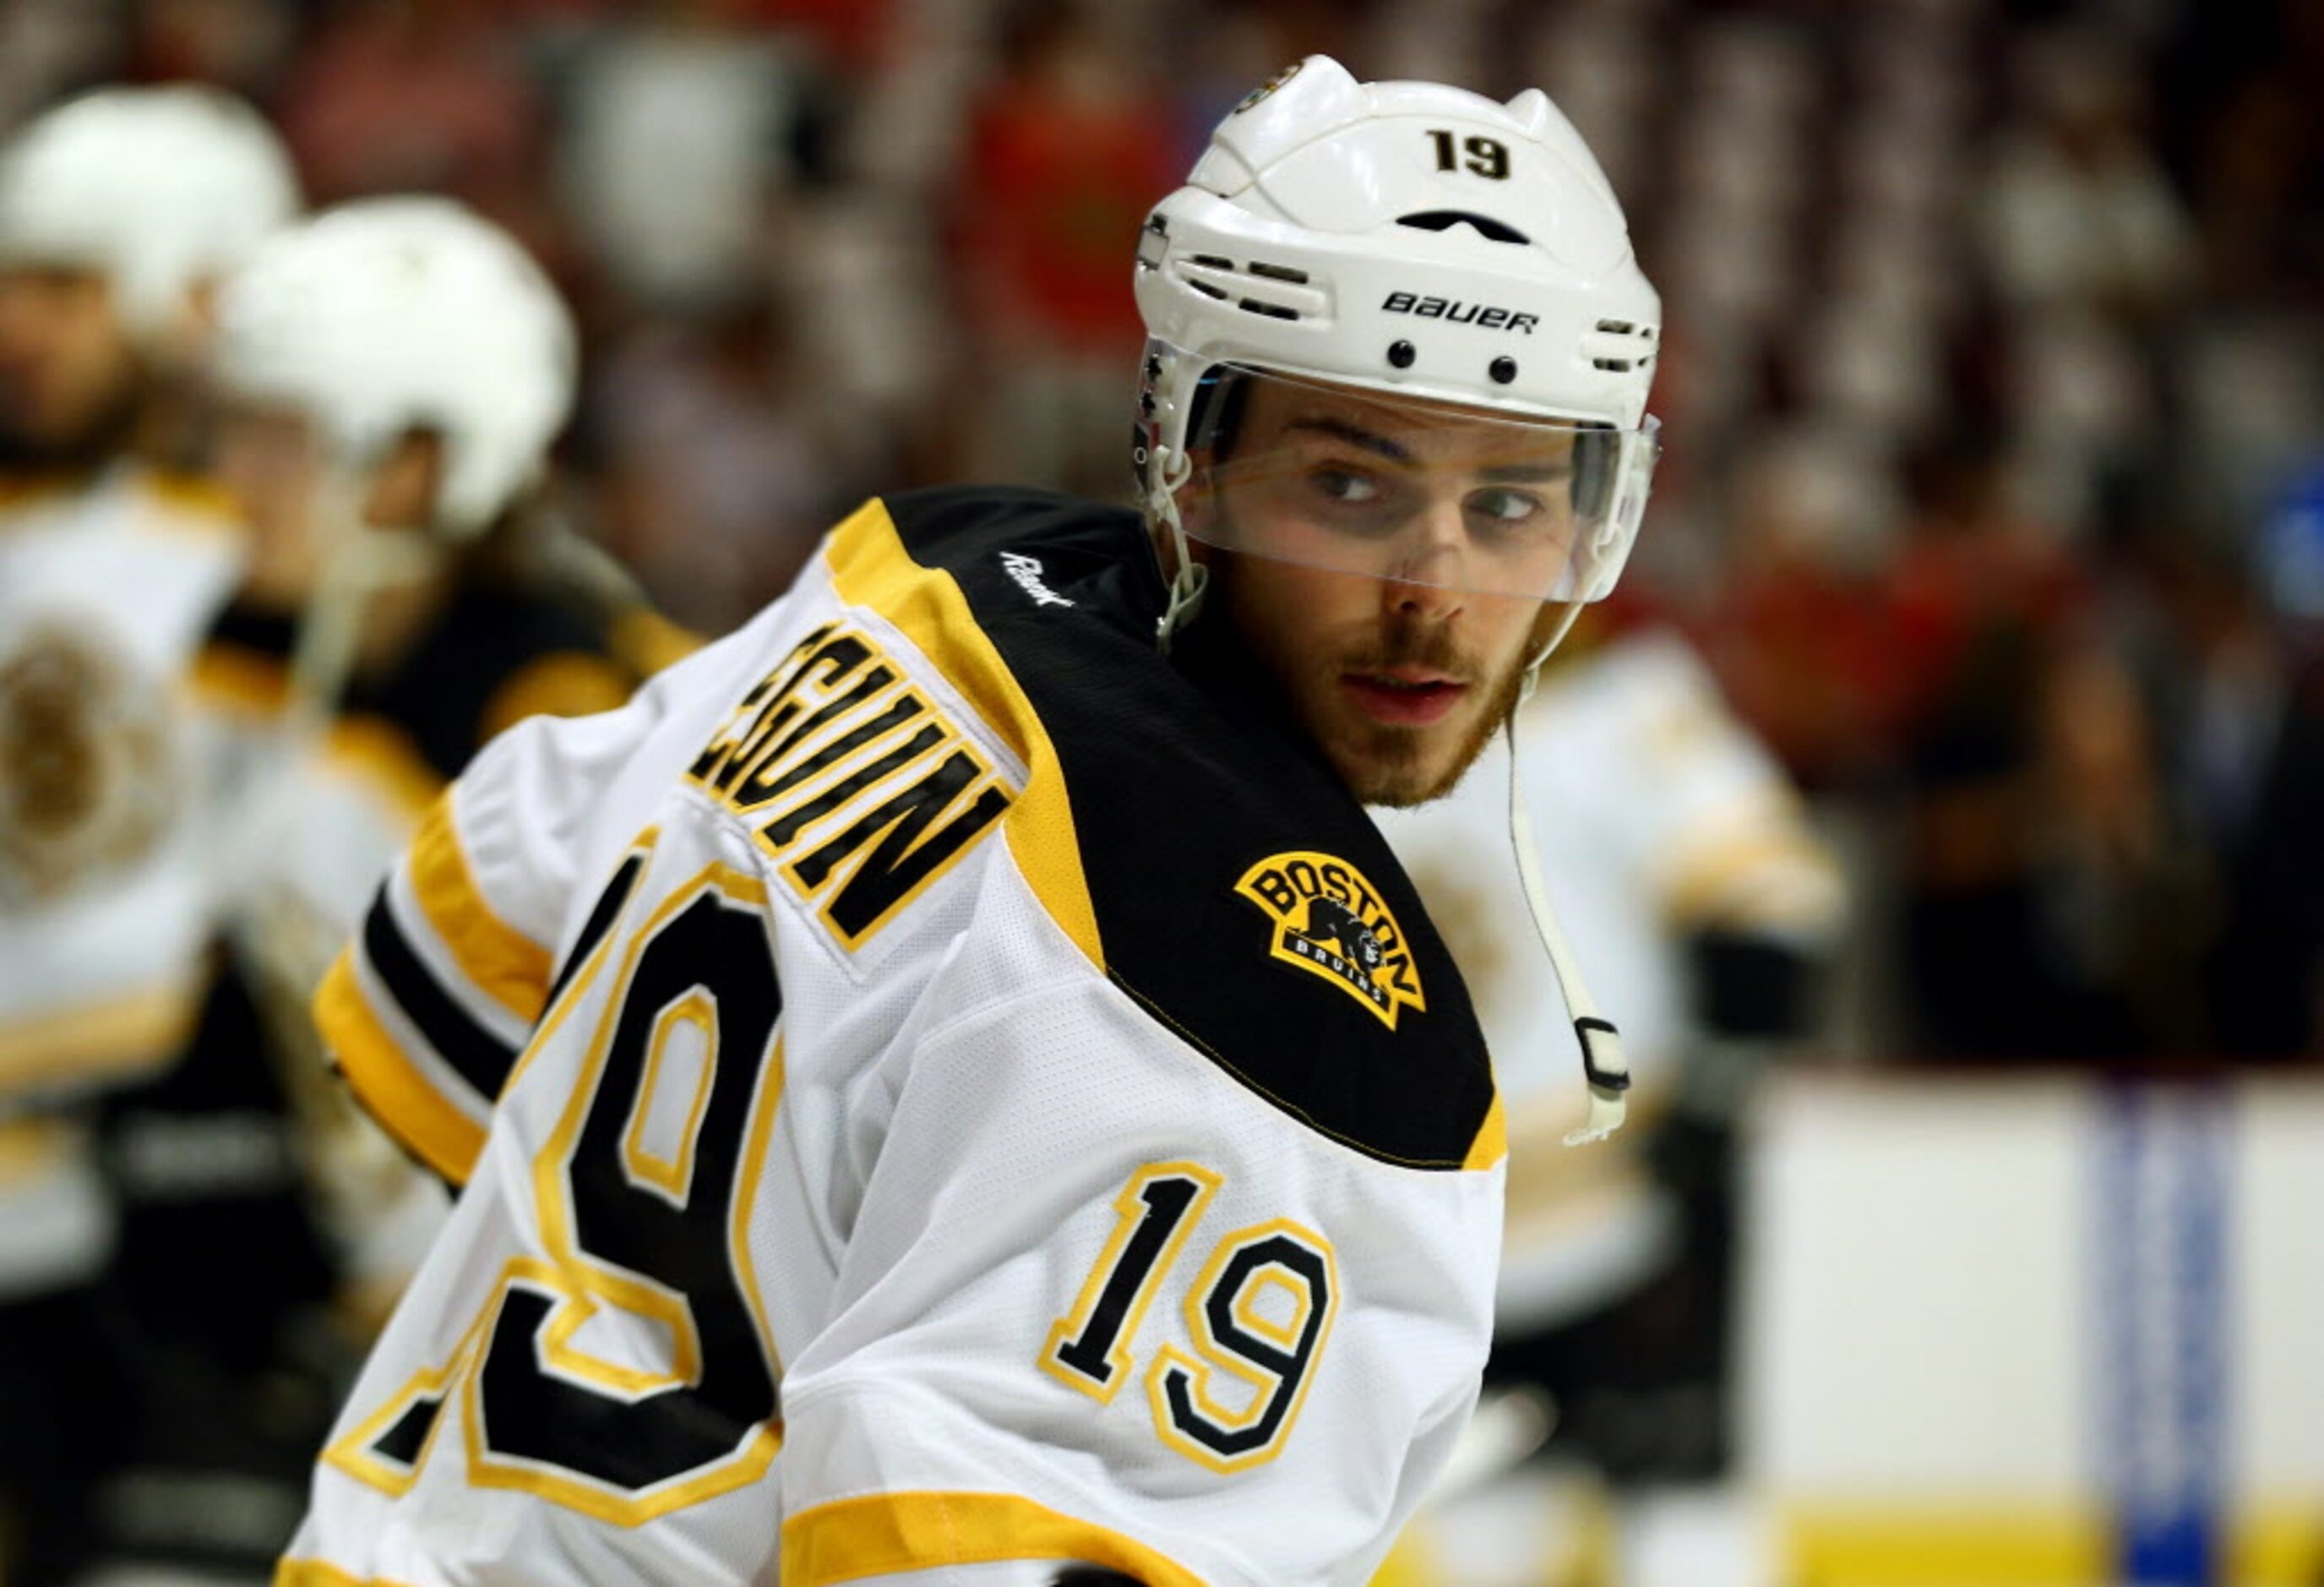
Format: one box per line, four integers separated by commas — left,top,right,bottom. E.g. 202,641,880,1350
879,485,1496,1171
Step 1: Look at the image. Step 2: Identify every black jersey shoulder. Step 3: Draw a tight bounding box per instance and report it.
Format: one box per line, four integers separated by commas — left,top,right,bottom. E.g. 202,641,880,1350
877,486,1496,1171
199,586,645,782
358,584,641,780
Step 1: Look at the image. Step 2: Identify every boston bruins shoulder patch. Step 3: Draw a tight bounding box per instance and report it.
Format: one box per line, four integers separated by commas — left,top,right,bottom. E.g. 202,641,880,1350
1234,852,1426,1030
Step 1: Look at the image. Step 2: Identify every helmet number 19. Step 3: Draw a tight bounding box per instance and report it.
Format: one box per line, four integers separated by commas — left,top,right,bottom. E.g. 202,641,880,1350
1426,129,1510,180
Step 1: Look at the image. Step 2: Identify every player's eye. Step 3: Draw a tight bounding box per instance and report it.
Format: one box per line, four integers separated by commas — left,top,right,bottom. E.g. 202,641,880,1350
1467,486,1546,526
1309,466,1383,505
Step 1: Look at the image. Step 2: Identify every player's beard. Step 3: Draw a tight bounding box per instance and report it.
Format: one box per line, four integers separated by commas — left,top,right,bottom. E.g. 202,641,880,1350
1326,611,1543,809
1208,550,1558,810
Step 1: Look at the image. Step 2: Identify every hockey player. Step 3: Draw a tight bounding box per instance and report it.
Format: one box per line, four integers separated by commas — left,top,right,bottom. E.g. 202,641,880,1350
82,196,683,1579
0,84,297,1581
0,81,296,1124
283,57,1661,1584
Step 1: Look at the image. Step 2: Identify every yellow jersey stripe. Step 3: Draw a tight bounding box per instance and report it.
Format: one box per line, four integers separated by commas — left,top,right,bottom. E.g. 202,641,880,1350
1463,1088,1507,1170
781,1489,1204,1586
822,500,1103,968
274,1558,426,1587
0,1117,69,1185
405,796,552,1027
185,641,293,717
0,978,206,1093
315,950,487,1186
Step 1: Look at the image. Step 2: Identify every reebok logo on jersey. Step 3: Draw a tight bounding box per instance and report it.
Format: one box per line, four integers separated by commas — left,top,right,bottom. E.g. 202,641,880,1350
999,551,1074,608
1234,852,1425,1029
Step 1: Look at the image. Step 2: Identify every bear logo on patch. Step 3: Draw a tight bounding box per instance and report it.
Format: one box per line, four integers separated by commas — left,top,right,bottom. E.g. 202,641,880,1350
1234,851,1425,1029
1295,896,1385,979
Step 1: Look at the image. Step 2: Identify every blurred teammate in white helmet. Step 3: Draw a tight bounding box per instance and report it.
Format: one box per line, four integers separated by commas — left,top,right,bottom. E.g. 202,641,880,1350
77,196,688,1579
0,84,296,1582
0,84,298,467
188,193,679,1065
283,58,1659,1584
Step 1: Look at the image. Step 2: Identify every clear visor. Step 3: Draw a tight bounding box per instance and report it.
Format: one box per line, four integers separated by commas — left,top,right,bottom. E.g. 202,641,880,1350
1168,358,1659,603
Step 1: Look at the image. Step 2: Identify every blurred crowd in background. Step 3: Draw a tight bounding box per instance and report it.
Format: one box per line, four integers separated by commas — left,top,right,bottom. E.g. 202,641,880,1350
0,0,2316,1580
7,0,2316,1068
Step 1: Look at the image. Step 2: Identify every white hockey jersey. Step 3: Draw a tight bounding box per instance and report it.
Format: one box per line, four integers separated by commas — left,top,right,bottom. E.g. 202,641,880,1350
0,466,242,1295
285,488,1506,1585
0,467,244,1093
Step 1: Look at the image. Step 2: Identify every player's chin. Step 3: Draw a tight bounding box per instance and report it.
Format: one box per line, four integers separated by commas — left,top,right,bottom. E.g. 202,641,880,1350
1328,720,1474,809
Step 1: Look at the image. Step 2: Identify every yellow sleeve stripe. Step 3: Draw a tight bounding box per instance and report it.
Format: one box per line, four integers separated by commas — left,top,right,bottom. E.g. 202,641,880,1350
185,642,291,718
140,468,244,530
0,1119,68,1186
781,1490,1204,1587
0,978,206,1093
315,951,487,1186
275,1558,426,1587
405,796,551,1027
1463,1088,1507,1171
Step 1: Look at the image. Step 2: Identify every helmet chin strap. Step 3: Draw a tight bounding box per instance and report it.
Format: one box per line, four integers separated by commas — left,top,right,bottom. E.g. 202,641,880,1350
1147,444,1205,652
1509,603,1630,1145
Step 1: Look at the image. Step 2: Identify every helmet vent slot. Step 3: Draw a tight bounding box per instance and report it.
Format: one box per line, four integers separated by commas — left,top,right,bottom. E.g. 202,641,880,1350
1169,254,1325,322
1596,319,1635,334
1593,357,1635,373
1396,210,1531,245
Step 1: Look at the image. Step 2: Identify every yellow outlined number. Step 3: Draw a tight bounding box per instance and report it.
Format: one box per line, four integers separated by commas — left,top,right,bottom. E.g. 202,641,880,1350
1149,1223,1337,1473
1042,1164,1219,1403
469,864,785,1516
1045,1167,1336,1472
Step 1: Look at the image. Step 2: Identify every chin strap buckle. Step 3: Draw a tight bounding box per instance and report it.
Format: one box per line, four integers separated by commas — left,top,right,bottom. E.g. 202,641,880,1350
1504,692,1631,1147
1147,444,1202,652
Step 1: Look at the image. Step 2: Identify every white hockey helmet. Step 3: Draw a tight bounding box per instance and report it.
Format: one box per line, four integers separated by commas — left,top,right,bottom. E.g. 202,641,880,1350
1135,57,1662,611
212,196,578,536
0,85,299,342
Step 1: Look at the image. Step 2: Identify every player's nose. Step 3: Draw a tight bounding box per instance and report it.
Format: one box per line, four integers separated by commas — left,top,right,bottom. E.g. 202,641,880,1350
1382,499,1471,620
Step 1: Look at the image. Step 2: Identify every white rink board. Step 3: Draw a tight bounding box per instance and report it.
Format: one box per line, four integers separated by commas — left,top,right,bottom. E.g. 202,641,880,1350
1739,1068,2324,1559
2233,1082,2324,1492
1739,1074,2098,1497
